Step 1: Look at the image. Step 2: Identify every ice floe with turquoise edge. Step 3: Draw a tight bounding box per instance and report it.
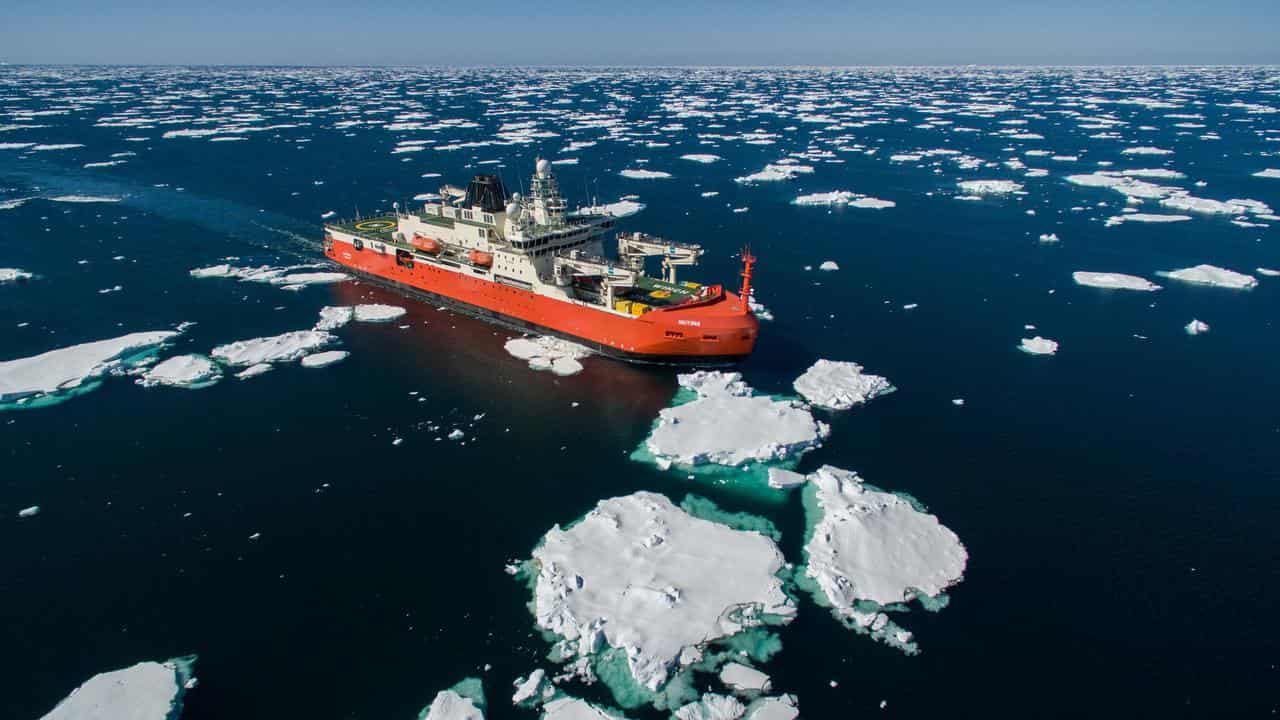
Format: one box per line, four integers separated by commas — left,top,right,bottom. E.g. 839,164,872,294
522,491,794,709
799,465,967,655
619,169,672,180
1,330,180,408
674,693,745,720
1071,272,1161,291
1019,336,1059,355
1156,264,1257,289
792,359,895,411
210,330,336,366
136,354,222,389
39,656,196,720
505,335,592,376
635,371,828,487
512,669,556,707
1185,319,1210,336
742,695,798,720
420,677,486,720
1,268,33,282
718,663,771,695
791,191,895,209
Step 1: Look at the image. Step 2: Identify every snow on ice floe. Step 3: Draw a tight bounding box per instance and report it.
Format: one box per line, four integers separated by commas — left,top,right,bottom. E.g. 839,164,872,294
1019,336,1059,356
421,678,487,720
1,331,179,407
674,694,745,720
1156,264,1257,289
570,200,646,218
718,663,772,694
792,191,894,209
1253,169,1280,179
680,154,722,164
189,263,348,289
540,697,629,720
1185,319,1210,336
792,360,895,411
1104,213,1192,227
817,261,838,271
1071,272,1161,292
353,304,406,322
210,330,335,367
734,163,813,184
505,336,592,376
526,491,794,699
956,180,1023,195
135,354,221,389
800,465,967,655
619,169,671,180
315,306,354,331
300,350,349,368
39,656,196,720
1,268,33,282
641,371,828,471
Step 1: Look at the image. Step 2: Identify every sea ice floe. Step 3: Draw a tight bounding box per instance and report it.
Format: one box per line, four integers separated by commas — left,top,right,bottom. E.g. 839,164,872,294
189,263,348,289
421,678,487,720
800,466,967,654
792,359,895,411
300,350,350,368
136,354,222,389
512,669,555,707
641,371,828,470
1185,319,1210,336
505,336,592,376
1071,272,1161,291
235,363,273,380
742,695,799,720
39,657,196,720
210,330,335,366
1,268,33,282
571,200,646,218
19,505,40,518
352,304,407,322
792,191,894,209
1,331,179,406
1037,233,1060,243
1160,195,1272,216
1019,337,1059,355
526,491,794,701
1156,264,1257,289
718,663,772,694
315,306,355,330
680,154,722,164
1121,146,1174,155
674,693,746,720
734,163,813,184
1258,268,1280,277
1104,212,1192,226
817,261,838,271
540,696,629,720
1253,169,1280,179
956,180,1023,195
619,169,671,180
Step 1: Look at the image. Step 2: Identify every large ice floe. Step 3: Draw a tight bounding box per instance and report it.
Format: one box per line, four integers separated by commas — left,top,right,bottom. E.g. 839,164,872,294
522,491,794,709
505,335,592,376
313,304,406,330
799,466,967,654
1019,336,1059,356
791,191,895,209
635,372,828,491
135,354,222,389
1,330,178,408
1,267,33,282
39,656,196,720
540,696,630,720
674,693,745,720
189,263,348,290
1156,264,1258,289
420,678,487,720
210,330,335,366
742,695,798,720
618,169,671,180
1071,272,1161,292
792,360,895,411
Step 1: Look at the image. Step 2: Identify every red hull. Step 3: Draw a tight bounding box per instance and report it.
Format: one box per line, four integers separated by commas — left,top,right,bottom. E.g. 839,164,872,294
325,239,758,363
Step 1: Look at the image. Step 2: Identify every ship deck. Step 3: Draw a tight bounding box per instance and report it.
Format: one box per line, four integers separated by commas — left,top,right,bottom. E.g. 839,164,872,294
326,215,399,242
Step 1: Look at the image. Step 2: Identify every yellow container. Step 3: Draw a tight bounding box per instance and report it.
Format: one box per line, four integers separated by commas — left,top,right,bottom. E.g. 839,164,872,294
649,289,672,299
682,281,701,289
629,302,650,316
613,299,633,314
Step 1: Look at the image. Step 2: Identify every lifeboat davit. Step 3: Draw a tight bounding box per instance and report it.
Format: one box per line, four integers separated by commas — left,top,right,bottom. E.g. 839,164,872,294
469,250,494,267
411,234,442,254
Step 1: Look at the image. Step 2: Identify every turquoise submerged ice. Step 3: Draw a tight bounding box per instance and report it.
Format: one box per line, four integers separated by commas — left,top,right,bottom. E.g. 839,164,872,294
0,330,178,409
419,678,486,720
525,491,795,708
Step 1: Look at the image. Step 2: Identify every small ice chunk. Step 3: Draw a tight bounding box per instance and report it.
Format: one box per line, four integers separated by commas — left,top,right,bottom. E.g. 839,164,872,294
951,398,965,406
1019,336,1059,355
619,169,672,179
1072,272,1161,292
793,359,895,411
300,350,350,368
1185,319,1210,336
818,261,839,271
766,468,807,489
1037,233,1060,243
505,336,591,376
448,429,465,440
1257,268,1280,277
681,154,722,164
353,304,406,322
1156,264,1257,289
0,268,34,283
235,363,273,380
18,505,40,518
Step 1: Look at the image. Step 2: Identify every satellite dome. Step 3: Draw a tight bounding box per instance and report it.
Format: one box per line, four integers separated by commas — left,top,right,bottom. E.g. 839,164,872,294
536,158,551,176
505,201,521,215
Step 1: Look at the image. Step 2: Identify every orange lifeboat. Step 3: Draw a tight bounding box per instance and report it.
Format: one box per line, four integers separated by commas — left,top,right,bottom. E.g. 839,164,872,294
468,250,493,268
411,234,441,254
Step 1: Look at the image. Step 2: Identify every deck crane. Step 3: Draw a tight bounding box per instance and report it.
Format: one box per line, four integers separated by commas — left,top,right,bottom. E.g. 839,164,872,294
616,231,704,284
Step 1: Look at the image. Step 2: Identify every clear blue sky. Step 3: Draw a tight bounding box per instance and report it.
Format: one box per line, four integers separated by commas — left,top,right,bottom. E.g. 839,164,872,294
3,0,1278,66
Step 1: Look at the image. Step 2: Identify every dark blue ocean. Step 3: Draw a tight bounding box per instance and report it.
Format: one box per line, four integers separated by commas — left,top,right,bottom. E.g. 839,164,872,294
2,66,1278,718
